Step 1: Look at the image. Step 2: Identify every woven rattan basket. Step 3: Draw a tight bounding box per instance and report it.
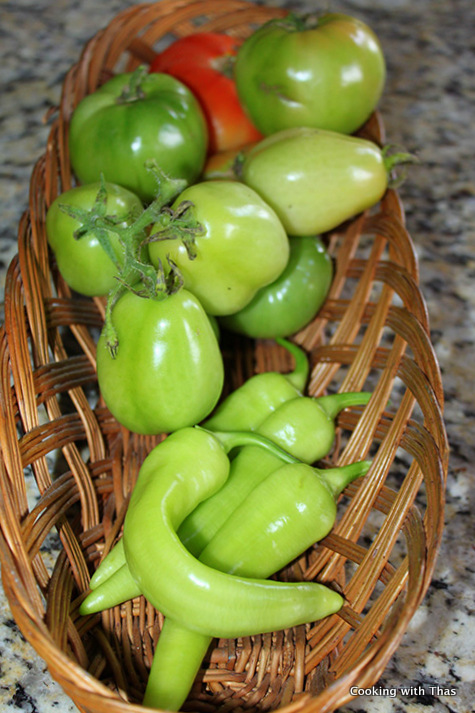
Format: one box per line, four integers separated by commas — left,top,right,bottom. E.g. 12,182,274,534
0,1,449,712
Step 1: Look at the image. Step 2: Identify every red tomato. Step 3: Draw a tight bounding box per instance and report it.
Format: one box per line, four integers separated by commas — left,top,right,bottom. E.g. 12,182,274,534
149,33,263,154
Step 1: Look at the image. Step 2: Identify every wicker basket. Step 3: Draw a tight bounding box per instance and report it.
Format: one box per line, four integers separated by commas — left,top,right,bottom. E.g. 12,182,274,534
0,1,449,712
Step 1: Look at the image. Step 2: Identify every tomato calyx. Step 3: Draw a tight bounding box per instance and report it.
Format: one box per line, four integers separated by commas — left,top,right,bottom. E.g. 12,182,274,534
73,166,189,357
266,13,315,33
117,65,148,103
103,255,184,358
57,176,125,270
143,159,189,207
147,201,205,261
209,53,235,79
231,150,247,180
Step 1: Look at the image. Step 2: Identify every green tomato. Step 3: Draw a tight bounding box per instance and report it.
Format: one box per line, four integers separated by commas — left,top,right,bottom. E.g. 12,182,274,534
69,69,208,203
46,181,144,297
148,180,289,316
235,12,386,136
96,288,224,435
238,127,389,236
220,236,333,338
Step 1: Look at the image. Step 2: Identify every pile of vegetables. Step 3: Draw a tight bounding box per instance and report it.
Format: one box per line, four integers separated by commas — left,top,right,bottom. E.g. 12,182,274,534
45,9,413,710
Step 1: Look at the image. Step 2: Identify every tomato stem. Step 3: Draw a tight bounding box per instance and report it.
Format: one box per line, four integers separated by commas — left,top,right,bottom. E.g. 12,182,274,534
382,145,420,188
146,200,205,260
232,150,247,180
57,175,127,269
269,12,321,32
95,166,188,355
117,65,148,103
210,53,236,79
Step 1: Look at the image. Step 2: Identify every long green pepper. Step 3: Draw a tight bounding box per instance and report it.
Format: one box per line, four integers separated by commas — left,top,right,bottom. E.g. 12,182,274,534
82,387,371,608
81,433,370,710
125,428,345,638
143,458,370,710
85,339,369,593
180,390,371,555
81,427,343,638
79,343,373,709
84,337,308,592
80,403,371,709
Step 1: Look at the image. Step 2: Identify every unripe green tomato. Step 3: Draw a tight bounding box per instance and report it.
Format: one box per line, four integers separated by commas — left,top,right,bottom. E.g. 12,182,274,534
96,289,224,435
238,127,389,236
46,182,144,297
69,71,208,203
235,12,386,136
148,180,290,316
220,236,333,338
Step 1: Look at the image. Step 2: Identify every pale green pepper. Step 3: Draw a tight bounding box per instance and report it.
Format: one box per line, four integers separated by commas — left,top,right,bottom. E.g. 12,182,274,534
143,458,370,710
81,426,343,639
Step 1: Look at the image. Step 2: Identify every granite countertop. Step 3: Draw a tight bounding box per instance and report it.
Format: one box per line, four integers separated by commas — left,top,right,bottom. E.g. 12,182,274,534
1,0,474,711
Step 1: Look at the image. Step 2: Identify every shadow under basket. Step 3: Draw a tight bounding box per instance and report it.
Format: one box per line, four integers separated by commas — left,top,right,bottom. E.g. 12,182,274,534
0,2,449,712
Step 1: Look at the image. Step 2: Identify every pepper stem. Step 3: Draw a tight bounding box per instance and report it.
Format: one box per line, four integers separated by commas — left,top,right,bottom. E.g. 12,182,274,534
320,459,372,498
275,337,309,392
197,426,299,463
315,391,372,420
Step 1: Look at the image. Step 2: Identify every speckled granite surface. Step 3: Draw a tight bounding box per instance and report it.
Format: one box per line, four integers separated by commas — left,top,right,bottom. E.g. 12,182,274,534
1,0,474,711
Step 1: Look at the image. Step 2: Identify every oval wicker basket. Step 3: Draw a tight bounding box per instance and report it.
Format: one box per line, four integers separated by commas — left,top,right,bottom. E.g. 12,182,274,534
0,2,449,712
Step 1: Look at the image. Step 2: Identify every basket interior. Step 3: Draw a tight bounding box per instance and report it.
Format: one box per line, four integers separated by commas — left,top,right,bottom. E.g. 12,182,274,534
0,2,448,713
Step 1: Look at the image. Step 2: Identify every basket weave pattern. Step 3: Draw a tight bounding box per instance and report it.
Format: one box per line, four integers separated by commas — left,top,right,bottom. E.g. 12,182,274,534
0,2,448,712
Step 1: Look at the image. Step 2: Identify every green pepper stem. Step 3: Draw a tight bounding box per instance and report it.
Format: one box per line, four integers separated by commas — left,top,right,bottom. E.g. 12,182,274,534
198,426,300,463
315,391,372,420
275,337,309,392
320,459,372,498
